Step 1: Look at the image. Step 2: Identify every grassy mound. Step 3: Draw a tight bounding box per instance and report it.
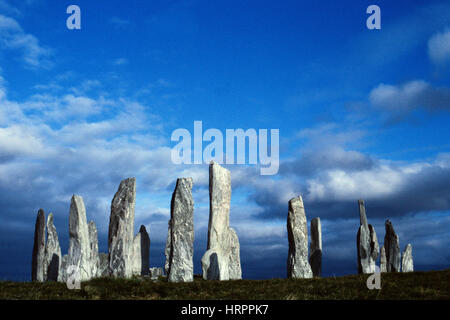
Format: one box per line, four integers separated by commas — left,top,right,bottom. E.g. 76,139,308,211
0,269,448,300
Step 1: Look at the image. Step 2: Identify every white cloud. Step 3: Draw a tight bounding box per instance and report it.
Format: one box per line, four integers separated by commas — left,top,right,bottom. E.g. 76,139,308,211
428,29,450,65
0,14,51,68
369,80,450,117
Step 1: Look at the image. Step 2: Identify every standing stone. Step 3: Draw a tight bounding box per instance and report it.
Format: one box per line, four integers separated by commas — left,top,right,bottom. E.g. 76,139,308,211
356,200,379,274
202,161,242,280
60,254,68,282
150,267,164,279
108,177,136,278
31,209,46,282
68,195,92,281
287,196,313,278
139,225,150,276
44,213,62,281
131,232,142,276
131,226,150,276
98,253,109,277
88,221,99,278
384,219,401,272
402,244,414,272
309,217,322,277
164,220,172,275
380,246,387,272
166,178,194,282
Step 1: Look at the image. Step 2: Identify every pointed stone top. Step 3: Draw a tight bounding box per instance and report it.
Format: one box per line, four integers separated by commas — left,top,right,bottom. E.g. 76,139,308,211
47,212,54,224
289,195,304,210
358,200,368,227
139,225,147,233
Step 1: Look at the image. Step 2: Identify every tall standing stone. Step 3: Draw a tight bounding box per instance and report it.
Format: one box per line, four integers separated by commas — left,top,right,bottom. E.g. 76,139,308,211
402,244,414,272
287,196,313,279
68,195,92,281
108,178,136,278
44,213,62,281
356,200,379,274
139,225,150,276
131,225,150,276
88,221,99,278
309,217,322,277
31,209,46,282
201,161,242,280
384,219,401,272
166,178,194,282
380,246,387,272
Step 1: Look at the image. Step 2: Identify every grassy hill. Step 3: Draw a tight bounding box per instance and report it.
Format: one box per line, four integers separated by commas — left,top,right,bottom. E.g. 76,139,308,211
0,269,449,300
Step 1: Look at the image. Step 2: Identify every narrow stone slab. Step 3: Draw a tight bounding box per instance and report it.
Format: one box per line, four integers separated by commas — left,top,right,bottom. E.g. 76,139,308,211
98,253,109,277
402,244,414,272
287,196,313,278
357,200,379,274
166,178,194,282
384,219,401,272
202,161,242,280
68,195,92,281
32,209,46,282
108,177,136,278
45,213,62,281
380,245,387,272
88,221,99,278
309,217,322,277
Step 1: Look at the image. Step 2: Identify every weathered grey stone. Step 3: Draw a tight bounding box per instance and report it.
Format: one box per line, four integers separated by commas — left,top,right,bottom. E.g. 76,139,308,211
68,195,92,281
88,221,99,278
32,209,46,282
287,196,313,279
166,178,194,283
402,244,414,272
384,219,401,272
357,200,379,274
98,253,109,277
309,217,322,277
108,177,136,278
131,225,150,276
380,245,387,272
60,254,68,282
164,220,172,275
202,161,242,280
44,213,62,281
131,231,142,276
139,225,150,276
149,267,164,279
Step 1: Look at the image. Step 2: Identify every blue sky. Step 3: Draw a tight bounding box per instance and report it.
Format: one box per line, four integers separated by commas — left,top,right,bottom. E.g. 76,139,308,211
0,0,449,281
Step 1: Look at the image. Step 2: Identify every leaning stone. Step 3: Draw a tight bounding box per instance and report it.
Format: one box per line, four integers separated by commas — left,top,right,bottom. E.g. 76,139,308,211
108,177,136,278
357,200,379,274
201,161,242,280
287,196,313,278
309,217,322,277
380,246,387,272
68,195,92,281
166,178,195,283
44,213,62,281
32,209,46,282
88,221,99,278
384,219,401,272
402,244,414,272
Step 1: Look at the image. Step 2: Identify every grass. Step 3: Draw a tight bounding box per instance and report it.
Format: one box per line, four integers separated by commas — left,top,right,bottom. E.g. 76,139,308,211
0,269,449,300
